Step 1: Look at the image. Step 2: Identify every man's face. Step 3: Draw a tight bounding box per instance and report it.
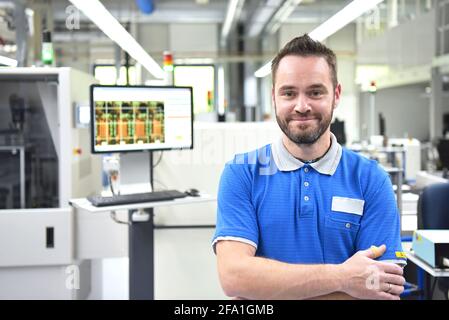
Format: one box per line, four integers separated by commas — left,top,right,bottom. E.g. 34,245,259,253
272,55,341,145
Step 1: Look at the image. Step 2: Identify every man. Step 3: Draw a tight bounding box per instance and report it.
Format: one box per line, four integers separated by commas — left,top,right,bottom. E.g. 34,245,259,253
212,34,406,300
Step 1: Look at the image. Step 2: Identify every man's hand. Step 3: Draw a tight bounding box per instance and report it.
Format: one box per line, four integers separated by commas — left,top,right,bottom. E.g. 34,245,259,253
338,244,405,300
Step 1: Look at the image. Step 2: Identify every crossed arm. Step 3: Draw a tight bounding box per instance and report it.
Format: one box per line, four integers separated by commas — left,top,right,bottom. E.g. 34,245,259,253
216,240,405,300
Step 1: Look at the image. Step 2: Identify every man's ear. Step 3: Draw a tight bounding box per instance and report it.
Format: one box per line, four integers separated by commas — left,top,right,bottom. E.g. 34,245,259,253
272,86,276,109
333,84,342,110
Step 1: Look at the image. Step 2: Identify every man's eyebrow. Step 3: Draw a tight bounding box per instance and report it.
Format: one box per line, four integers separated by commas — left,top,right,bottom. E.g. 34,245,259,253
307,84,327,90
307,84,328,91
278,85,297,91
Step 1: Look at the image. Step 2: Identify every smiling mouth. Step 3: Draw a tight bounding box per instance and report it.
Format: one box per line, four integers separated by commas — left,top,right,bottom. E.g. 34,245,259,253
290,118,316,123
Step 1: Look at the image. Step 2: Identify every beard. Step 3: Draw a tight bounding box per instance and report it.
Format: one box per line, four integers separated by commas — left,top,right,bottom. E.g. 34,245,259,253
275,101,334,145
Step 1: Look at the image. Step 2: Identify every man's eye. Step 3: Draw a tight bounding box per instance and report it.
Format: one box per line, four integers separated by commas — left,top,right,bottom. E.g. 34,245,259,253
309,90,323,97
282,91,295,97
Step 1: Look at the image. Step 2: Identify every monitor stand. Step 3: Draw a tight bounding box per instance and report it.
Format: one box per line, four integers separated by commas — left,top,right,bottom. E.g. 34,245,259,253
128,151,154,300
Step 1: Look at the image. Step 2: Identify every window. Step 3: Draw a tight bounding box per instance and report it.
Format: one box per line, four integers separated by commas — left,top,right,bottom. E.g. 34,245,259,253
94,65,137,85
174,65,215,114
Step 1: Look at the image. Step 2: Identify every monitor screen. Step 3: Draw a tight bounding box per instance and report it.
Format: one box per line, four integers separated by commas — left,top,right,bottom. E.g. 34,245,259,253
90,85,193,153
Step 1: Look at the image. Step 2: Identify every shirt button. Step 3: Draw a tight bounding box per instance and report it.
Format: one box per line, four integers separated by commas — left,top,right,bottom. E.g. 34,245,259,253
304,167,309,173
304,196,309,201
304,182,309,187
346,223,351,229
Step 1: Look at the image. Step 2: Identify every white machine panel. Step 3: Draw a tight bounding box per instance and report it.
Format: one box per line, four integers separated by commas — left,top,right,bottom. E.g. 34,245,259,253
0,208,73,267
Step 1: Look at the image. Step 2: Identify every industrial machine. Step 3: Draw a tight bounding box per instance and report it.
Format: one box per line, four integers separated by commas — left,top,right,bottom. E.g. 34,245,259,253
412,230,449,268
0,67,102,299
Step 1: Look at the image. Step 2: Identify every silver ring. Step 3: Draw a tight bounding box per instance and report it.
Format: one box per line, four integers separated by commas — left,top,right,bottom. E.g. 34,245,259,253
386,283,392,293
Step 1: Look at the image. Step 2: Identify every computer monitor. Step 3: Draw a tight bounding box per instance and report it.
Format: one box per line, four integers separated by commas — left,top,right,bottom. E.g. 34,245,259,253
90,85,193,153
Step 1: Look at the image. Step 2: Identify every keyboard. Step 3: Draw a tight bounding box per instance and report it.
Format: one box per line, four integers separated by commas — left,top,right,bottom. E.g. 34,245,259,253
87,190,188,207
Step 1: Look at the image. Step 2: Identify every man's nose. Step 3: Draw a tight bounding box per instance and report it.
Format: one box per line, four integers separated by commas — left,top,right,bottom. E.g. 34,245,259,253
293,96,311,114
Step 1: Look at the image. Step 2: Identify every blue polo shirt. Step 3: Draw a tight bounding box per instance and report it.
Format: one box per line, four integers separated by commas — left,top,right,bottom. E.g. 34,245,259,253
212,133,406,266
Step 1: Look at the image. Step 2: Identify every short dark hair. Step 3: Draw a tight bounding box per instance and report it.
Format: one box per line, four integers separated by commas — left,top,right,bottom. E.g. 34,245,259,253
271,34,338,88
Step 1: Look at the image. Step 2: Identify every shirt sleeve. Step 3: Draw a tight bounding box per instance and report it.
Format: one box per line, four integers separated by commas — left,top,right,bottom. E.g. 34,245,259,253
355,165,407,266
212,159,259,254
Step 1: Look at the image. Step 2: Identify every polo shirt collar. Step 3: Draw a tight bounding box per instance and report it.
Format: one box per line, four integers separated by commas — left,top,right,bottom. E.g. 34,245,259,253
272,132,342,175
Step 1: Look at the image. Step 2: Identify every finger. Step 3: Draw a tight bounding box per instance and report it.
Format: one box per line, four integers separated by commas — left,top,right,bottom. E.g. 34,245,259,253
370,244,386,258
379,281,404,296
382,274,406,286
387,284,405,296
377,262,404,275
359,244,386,258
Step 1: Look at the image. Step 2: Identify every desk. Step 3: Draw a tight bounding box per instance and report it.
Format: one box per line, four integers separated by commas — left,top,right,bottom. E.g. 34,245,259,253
70,195,215,213
404,244,449,300
405,250,449,278
70,194,217,300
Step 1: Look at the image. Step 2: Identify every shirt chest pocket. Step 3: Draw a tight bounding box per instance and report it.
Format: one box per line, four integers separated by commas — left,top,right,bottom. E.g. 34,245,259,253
327,197,364,232
326,213,361,233
324,198,364,260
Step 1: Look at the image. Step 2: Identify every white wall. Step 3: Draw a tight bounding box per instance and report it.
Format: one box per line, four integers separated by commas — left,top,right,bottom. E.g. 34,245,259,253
359,83,431,141
169,24,218,53
357,8,435,67
279,23,318,47
138,24,170,54
356,8,436,142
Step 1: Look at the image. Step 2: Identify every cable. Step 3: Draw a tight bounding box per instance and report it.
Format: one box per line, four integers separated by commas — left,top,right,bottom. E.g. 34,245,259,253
152,151,163,168
110,211,131,225
108,173,121,196
108,175,116,196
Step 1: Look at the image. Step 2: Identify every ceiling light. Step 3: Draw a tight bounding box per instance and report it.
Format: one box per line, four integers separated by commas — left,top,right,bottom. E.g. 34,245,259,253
221,0,245,46
309,0,384,41
266,0,303,35
247,0,283,38
68,0,165,79
254,62,272,78
0,55,18,67
255,0,385,78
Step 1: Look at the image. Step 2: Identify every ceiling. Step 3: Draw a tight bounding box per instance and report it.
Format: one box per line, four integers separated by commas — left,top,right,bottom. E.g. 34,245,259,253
1,0,423,41
49,0,352,26
0,0,393,55
47,0,356,45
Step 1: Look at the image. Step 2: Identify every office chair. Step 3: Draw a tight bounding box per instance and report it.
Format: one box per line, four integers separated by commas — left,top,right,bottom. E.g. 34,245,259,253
418,183,449,229
417,183,449,299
